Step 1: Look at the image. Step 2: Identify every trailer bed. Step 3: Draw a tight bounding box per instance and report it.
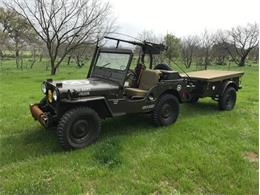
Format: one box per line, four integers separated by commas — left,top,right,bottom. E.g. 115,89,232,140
181,70,244,82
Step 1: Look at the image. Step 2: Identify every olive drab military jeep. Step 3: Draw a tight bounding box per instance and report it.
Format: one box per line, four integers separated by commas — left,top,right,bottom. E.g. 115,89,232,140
30,36,244,150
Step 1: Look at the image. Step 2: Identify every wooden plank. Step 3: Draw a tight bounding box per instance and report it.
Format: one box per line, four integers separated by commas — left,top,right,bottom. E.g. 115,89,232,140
180,70,244,82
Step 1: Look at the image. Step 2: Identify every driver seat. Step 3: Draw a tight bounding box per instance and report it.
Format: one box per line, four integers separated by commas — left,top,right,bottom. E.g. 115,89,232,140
125,69,161,97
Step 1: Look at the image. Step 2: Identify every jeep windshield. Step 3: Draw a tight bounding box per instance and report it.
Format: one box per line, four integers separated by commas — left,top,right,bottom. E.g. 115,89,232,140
90,48,133,86
96,52,130,70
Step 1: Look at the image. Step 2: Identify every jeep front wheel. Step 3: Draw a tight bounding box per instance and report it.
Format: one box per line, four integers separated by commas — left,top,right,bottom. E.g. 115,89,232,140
57,107,101,150
152,94,179,126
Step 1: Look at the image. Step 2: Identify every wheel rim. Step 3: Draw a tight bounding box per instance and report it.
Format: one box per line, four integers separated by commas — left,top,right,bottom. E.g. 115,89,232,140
160,102,174,119
70,118,92,143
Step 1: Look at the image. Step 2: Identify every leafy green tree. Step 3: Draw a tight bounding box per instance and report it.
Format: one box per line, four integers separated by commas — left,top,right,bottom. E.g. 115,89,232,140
0,31,9,57
0,7,35,69
164,33,181,64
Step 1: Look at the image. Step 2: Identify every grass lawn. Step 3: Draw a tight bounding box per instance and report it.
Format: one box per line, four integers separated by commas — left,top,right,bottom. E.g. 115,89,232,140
0,60,258,194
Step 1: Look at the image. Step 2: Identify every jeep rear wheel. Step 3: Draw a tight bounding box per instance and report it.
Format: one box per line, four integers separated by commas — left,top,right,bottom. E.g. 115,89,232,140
218,87,237,111
153,94,179,126
57,107,101,150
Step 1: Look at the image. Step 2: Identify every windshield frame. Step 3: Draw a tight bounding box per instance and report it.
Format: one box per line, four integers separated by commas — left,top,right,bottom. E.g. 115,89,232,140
90,48,133,86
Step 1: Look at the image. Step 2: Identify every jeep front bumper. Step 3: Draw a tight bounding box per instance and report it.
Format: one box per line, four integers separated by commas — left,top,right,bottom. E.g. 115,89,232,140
29,104,49,128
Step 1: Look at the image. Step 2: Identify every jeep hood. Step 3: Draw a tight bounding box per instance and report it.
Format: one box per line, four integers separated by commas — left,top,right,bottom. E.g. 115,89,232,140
49,78,119,93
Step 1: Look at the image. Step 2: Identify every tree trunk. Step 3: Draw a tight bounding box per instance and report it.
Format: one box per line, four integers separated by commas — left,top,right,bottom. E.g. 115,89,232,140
67,56,71,65
50,57,57,75
51,63,57,75
238,55,247,66
51,67,57,75
204,57,208,70
20,57,23,70
0,51,2,70
75,55,84,68
15,48,20,69
238,48,252,66
30,47,36,69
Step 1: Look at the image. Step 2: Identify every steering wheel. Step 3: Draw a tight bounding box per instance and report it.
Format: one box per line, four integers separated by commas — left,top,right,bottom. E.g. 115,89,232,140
126,69,137,84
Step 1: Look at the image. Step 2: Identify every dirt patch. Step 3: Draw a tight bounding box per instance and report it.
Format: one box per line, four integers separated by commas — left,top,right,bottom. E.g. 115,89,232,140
243,151,258,162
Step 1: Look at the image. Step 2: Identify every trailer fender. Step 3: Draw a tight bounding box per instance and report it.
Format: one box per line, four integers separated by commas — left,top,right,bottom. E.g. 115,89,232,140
220,81,238,96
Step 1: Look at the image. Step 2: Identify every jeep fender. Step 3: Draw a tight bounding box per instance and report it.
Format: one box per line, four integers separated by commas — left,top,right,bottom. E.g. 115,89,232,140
61,96,113,118
149,85,181,103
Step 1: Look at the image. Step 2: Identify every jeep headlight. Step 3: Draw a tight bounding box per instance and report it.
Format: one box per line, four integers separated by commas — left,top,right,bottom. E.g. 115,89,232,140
53,89,58,101
48,90,53,103
41,82,47,94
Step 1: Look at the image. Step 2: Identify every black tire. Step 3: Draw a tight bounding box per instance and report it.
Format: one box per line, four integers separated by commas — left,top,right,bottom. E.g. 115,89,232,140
57,107,101,149
188,96,199,104
154,64,172,71
218,87,237,111
153,94,179,126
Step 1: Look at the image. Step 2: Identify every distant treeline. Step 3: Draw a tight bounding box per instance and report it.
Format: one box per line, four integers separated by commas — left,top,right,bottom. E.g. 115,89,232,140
0,1,259,75
137,26,258,70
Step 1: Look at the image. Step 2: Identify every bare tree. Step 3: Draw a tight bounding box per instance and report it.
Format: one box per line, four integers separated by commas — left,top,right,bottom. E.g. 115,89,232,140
27,37,43,68
138,30,163,43
181,35,199,68
223,23,259,66
200,30,215,70
137,30,164,64
6,0,115,75
211,31,230,65
66,42,94,68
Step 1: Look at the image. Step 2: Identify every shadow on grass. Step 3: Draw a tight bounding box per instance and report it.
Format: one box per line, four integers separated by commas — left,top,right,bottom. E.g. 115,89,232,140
100,101,220,137
0,127,62,167
1,101,220,167
181,101,220,116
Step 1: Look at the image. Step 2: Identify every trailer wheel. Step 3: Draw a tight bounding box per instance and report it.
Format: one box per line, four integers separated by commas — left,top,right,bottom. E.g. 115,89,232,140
57,107,101,150
218,87,237,111
153,94,179,126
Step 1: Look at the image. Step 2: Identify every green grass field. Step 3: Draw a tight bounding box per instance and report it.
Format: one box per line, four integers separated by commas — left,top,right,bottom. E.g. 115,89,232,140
0,60,258,194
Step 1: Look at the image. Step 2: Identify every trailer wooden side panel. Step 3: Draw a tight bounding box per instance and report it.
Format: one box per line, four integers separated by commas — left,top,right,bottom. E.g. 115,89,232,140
181,70,244,82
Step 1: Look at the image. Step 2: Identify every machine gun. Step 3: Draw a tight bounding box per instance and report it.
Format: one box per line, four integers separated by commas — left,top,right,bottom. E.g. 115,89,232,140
104,36,166,68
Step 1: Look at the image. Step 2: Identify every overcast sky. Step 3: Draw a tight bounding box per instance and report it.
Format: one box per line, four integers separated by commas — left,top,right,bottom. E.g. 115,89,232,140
109,0,259,38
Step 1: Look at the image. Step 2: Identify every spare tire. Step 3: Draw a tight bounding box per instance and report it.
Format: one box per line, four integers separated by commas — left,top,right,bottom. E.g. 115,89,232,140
154,64,172,71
